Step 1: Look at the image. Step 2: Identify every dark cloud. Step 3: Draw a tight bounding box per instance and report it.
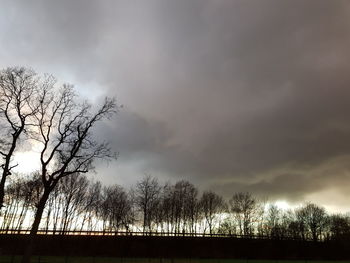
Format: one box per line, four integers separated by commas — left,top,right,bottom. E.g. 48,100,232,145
1,0,350,210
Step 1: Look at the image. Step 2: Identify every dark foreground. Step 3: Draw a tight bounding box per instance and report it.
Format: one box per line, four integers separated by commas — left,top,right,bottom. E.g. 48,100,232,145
0,235,349,261
1,257,350,263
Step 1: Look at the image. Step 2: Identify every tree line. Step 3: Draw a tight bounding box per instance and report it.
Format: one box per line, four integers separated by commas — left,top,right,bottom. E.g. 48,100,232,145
1,173,350,242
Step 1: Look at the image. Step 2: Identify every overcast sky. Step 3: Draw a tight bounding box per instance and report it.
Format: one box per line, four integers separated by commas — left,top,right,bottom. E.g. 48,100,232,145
1,0,350,212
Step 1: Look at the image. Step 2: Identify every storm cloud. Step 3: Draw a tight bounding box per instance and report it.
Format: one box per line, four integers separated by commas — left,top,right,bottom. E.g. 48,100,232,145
1,0,350,211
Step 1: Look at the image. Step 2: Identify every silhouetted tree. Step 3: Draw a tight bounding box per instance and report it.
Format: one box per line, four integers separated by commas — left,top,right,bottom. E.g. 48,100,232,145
45,183,62,234
217,217,237,236
200,191,226,235
22,78,117,263
59,174,89,233
1,178,23,231
100,185,134,232
159,183,175,233
0,67,41,209
295,203,328,241
168,180,198,234
0,174,42,232
182,181,200,234
79,180,102,231
328,214,350,240
229,192,259,236
266,204,282,238
135,175,161,233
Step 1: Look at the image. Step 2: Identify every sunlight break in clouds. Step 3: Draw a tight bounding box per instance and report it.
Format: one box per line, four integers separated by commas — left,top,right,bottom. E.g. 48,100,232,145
274,200,291,210
13,145,41,174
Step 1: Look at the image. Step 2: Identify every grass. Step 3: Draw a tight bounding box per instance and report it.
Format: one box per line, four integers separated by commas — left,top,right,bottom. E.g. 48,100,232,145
1,257,349,263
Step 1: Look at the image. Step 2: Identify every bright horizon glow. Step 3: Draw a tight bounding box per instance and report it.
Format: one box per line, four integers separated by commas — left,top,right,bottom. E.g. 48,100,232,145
274,200,291,210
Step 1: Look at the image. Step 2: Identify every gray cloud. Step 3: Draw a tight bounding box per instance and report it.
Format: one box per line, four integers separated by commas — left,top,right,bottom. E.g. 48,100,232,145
1,0,350,210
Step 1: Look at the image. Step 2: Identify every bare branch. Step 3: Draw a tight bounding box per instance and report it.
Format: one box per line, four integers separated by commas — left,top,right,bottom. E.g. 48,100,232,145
0,67,44,209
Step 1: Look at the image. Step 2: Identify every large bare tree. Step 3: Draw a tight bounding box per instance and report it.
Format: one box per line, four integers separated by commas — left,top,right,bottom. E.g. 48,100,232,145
0,67,42,209
22,80,117,263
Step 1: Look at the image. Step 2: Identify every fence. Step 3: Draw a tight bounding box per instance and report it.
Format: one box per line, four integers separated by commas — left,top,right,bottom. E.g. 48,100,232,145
0,229,301,241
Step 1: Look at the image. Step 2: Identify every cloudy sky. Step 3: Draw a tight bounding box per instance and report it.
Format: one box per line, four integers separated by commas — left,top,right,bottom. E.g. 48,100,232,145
1,0,350,212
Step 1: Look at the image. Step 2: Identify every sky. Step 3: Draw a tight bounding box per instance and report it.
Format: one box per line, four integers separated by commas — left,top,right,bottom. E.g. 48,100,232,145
1,0,350,212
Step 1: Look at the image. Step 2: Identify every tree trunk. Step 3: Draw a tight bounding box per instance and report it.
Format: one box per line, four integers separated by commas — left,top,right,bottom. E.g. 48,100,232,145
0,170,8,210
0,132,22,211
21,189,50,263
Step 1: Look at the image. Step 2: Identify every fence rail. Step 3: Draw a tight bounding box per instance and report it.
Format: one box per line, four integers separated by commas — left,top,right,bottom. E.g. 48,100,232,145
0,228,305,241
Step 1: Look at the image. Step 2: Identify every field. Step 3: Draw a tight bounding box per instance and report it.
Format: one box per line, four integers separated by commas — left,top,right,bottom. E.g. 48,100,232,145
1,257,350,263
1,234,349,262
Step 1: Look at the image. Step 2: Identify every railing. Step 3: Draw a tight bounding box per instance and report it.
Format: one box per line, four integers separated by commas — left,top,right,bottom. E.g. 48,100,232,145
0,228,302,240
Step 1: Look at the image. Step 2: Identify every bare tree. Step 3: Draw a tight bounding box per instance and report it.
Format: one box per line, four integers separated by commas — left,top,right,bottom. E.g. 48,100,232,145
0,67,41,209
181,181,200,234
100,185,134,232
79,180,102,231
0,174,42,233
229,192,259,236
58,174,89,233
22,80,117,263
154,181,200,235
328,214,350,240
266,204,282,239
200,191,226,235
0,178,23,231
135,175,161,233
217,217,237,236
159,183,175,233
295,203,328,241
170,181,190,234
17,175,42,232
46,183,62,234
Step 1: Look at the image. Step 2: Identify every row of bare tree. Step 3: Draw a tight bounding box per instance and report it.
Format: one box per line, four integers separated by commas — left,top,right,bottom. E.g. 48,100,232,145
1,174,350,242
